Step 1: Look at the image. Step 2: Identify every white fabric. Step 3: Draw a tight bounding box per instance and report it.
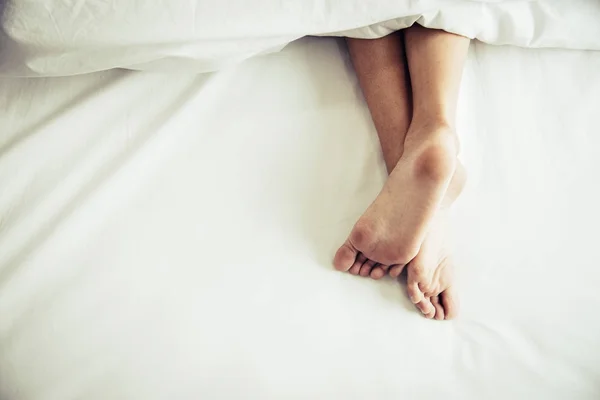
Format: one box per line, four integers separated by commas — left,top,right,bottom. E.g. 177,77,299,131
1,37,600,399
1,0,600,76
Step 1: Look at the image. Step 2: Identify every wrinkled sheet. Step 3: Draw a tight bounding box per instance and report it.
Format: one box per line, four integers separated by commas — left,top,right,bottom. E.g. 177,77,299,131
1,37,600,399
1,0,600,76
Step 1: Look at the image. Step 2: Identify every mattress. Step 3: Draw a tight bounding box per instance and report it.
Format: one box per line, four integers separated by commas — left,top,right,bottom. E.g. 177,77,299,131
1,37,600,399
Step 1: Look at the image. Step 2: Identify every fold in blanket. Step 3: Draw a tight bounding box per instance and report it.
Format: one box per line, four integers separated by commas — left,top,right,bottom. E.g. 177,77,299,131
1,0,599,77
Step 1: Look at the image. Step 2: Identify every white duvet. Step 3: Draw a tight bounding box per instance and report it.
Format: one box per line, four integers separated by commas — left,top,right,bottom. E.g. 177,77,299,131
1,0,600,76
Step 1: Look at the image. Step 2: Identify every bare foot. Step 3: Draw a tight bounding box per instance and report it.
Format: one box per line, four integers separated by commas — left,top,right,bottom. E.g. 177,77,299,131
402,208,459,320
391,163,465,320
333,123,457,277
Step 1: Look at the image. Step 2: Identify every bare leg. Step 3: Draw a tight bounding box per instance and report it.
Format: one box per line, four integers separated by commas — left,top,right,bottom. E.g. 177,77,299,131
334,26,469,319
346,32,412,175
342,33,412,279
404,25,469,127
399,25,469,320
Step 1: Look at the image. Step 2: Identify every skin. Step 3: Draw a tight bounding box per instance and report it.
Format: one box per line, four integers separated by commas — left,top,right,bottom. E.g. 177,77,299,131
334,26,470,319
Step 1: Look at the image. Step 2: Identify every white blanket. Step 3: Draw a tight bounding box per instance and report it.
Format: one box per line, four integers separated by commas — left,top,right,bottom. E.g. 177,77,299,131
1,0,600,76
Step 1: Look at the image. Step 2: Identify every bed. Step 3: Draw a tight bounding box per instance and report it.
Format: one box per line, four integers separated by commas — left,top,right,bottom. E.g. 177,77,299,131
1,2,600,399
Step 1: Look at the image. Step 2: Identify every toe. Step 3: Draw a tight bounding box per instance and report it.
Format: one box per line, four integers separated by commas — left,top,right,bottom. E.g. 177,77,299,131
416,298,435,318
370,264,389,280
411,264,432,289
389,264,406,278
348,254,367,275
407,265,428,304
333,241,359,272
359,260,376,277
440,286,459,320
421,282,439,298
431,296,445,320
407,281,424,304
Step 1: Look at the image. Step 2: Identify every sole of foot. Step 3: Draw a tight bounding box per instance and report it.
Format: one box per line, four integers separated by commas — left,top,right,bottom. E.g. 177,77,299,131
334,123,457,274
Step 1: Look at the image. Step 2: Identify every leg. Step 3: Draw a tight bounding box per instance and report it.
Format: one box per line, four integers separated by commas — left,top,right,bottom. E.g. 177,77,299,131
341,33,412,279
398,25,469,320
334,26,469,319
404,25,469,128
346,32,412,175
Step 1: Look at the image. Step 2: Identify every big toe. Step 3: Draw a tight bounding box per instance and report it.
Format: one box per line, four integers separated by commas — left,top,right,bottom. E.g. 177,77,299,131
333,241,359,272
416,298,435,318
406,263,431,303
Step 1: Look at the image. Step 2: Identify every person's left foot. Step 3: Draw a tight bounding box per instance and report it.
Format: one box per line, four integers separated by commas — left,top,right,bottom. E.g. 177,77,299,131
333,123,457,277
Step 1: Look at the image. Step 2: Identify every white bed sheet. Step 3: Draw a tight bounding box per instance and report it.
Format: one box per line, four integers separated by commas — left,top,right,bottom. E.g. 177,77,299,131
1,37,600,399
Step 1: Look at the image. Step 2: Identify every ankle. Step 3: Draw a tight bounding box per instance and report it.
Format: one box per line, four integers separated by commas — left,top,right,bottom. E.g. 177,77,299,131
410,115,454,133
404,121,458,158
384,147,404,174
441,161,466,208
411,141,457,184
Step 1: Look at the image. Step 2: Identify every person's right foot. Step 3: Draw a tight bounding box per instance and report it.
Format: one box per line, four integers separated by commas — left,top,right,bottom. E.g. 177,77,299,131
333,122,458,278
